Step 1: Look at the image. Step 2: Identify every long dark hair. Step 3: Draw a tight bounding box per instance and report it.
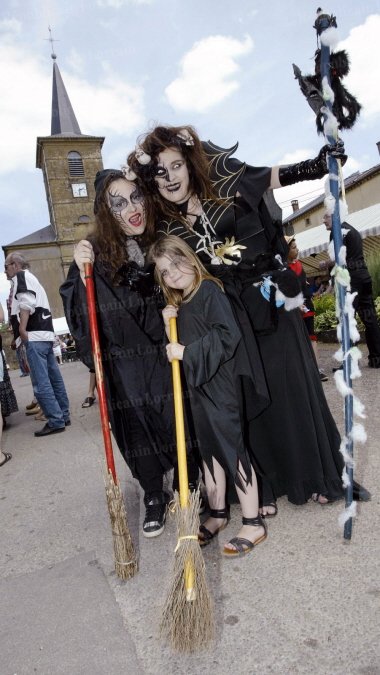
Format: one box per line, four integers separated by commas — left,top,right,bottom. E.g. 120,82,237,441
127,125,219,224
91,170,156,281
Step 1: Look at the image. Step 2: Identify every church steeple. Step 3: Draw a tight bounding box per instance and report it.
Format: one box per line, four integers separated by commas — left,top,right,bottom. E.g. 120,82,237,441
51,60,81,136
36,34,104,279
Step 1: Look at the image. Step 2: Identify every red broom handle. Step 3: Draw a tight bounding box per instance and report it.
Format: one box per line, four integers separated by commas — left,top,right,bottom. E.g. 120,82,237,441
84,263,117,481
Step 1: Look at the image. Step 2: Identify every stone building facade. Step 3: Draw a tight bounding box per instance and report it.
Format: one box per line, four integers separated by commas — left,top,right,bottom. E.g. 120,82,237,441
2,59,104,318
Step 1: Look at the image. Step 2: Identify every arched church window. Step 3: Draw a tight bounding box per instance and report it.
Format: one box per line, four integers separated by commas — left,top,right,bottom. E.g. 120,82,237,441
68,151,84,177
78,215,90,223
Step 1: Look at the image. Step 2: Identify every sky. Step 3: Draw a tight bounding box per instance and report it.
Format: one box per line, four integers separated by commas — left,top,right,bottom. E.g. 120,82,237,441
1,0,380,316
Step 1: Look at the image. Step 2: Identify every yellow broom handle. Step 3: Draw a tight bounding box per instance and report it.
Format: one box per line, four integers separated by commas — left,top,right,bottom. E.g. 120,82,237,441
169,317,195,601
169,317,189,509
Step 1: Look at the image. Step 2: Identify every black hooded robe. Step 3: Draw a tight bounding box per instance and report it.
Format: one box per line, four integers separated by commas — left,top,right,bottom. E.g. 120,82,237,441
60,259,178,492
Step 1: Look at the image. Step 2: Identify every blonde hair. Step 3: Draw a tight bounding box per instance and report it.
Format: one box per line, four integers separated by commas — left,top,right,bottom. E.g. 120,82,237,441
149,235,223,305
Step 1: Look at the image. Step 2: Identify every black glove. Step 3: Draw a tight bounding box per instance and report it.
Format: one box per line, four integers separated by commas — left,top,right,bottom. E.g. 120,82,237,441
278,140,346,186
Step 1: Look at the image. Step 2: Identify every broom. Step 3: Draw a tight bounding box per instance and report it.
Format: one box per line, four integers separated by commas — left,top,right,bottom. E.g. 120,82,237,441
84,262,138,580
160,316,214,652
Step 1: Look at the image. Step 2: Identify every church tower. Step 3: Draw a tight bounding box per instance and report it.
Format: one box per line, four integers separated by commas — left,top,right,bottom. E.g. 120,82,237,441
36,53,104,274
3,49,105,319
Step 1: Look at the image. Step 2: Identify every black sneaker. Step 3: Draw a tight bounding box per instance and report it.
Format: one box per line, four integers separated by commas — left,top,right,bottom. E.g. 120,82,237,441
319,369,328,382
143,491,169,538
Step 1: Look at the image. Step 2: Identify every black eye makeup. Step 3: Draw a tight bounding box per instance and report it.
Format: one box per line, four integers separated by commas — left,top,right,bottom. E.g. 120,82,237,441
108,189,143,213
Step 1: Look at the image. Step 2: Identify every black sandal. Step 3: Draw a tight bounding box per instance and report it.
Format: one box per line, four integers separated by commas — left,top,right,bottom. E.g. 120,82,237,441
223,515,267,557
82,396,95,408
0,452,12,467
198,507,230,547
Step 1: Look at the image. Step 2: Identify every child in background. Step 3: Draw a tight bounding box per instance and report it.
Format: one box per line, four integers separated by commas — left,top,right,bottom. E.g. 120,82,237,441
150,235,267,557
285,236,328,382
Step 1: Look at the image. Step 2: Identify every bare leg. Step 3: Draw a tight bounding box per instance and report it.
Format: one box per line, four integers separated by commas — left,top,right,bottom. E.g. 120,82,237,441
82,372,97,408
88,372,96,398
199,458,228,537
224,462,266,552
0,410,11,466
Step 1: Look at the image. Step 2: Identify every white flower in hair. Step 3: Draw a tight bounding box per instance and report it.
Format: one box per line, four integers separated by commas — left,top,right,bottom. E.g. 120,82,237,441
135,146,151,165
177,128,194,146
121,165,137,181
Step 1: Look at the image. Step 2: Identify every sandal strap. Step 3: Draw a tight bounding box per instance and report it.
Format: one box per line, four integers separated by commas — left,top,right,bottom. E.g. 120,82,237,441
227,537,255,553
242,515,265,527
199,524,214,541
209,508,229,519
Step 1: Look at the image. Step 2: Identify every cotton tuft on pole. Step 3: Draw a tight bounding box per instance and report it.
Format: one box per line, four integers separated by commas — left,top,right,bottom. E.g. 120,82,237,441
293,9,364,540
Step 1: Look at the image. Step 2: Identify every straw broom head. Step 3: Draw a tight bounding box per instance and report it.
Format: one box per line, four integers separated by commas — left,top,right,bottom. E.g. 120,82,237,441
104,468,138,580
160,488,214,652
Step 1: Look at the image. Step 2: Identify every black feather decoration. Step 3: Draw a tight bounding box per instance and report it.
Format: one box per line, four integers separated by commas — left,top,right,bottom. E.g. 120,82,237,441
293,49,361,134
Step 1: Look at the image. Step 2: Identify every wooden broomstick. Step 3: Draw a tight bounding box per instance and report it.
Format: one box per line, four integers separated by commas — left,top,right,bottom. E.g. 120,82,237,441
84,262,138,580
160,316,214,652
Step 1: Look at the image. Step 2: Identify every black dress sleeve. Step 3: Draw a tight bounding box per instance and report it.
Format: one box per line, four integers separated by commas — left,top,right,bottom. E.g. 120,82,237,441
59,262,95,370
182,284,241,388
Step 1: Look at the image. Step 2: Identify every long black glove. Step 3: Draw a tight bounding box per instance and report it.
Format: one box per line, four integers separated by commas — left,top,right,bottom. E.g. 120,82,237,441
278,140,346,186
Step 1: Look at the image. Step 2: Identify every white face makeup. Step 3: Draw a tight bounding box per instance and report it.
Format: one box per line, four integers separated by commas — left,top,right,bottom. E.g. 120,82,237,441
154,148,191,204
106,178,145,236
155,254,196,295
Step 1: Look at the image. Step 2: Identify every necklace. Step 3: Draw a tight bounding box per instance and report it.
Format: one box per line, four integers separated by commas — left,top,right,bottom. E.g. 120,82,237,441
125,237,145,268
183,198,223,264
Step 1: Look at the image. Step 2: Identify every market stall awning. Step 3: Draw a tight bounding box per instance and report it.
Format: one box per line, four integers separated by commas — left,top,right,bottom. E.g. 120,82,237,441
293,203,380,275
53,316,69,335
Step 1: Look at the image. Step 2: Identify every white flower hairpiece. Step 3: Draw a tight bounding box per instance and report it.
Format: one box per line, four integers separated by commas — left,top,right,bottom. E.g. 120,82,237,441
121,165,137,181
176,129,194,146
135,146,152,165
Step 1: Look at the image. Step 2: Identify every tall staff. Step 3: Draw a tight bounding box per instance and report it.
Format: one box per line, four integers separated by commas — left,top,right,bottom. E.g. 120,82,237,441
294,8,365,538
313,9,355,540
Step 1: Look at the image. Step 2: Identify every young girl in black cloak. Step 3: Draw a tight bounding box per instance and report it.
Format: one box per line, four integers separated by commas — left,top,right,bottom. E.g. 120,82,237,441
151,234,267,557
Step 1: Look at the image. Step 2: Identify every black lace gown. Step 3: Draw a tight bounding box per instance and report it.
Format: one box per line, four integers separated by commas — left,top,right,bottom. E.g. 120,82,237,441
158,142,344,505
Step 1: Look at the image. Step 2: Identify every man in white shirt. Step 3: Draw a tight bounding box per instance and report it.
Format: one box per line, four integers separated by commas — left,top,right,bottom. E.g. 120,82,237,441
5,253,70,436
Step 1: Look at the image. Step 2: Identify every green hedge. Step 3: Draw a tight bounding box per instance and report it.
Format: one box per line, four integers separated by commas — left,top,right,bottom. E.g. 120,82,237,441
314,293,380,331
366,253,380,299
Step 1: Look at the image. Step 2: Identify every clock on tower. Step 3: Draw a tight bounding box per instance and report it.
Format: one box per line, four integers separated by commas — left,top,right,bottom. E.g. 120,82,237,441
71,182,88,197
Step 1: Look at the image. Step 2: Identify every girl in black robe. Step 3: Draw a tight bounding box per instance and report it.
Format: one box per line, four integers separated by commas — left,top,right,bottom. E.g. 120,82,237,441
127,125,369,510
150,235,267,557
60,169,199,538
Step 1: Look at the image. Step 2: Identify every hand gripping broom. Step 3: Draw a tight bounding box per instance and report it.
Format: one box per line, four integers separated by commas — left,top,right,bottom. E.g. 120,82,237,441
160,316,214,652
84,262,138,580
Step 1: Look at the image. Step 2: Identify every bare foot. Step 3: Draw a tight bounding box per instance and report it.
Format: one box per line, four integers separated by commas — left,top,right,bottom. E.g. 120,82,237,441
260,503,278,517
311,493,330,505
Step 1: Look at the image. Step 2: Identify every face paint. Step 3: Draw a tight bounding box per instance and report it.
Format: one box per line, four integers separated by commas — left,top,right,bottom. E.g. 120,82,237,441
106,178,146,236
154,148,191,205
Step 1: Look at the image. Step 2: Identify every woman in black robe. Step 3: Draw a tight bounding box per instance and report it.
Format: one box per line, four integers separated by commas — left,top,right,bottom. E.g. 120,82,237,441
126,125,369,512
60,169,199,538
